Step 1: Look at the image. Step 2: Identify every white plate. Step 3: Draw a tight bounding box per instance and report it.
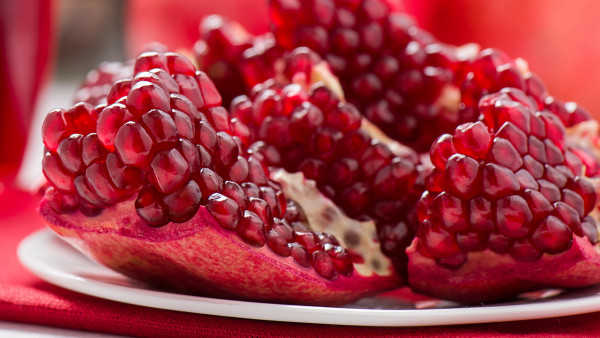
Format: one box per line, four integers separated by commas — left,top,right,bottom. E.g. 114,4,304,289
17,229,600,326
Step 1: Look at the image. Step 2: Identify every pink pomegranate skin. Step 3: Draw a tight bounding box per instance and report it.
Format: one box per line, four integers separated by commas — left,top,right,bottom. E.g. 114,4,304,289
407,236,600,304
39,196,400,306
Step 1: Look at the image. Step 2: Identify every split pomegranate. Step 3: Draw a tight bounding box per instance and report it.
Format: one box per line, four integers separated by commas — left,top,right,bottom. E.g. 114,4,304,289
39,49,400,306
228,47,424,275
407,88,600,303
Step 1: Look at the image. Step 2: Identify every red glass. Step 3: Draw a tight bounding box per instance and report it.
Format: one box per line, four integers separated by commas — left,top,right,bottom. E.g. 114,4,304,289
0,0,54,167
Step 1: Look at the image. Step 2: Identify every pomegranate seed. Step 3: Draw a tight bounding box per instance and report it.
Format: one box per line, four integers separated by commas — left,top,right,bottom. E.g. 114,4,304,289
312,250,336,279
206,192,241,230
289,242,311,267
149,149,190,194
42,152,75,193
237,210,266,247
114,121,154,167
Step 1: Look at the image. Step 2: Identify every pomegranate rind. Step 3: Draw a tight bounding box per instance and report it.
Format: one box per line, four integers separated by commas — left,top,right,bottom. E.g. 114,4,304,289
39,196,400,306
406,236,600,304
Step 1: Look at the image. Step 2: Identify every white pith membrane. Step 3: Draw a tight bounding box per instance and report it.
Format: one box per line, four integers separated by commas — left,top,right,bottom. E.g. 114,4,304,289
271,169,393,276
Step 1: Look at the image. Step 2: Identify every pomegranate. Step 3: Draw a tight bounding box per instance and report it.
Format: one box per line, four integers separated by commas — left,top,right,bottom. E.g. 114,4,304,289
407,88,600,303
38,49,401,306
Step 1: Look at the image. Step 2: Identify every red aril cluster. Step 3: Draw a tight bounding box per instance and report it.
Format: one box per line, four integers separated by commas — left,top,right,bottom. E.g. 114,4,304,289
417,88,598,268
267,0,470,151
460,48,592,129
230,47,424,271
41,49,355,281
194,15,283,107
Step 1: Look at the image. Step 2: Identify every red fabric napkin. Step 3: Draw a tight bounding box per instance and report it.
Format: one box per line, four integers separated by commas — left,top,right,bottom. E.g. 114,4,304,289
1,177,600,337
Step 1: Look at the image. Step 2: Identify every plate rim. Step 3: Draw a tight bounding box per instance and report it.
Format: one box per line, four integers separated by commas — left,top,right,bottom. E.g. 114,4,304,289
17,228,600,327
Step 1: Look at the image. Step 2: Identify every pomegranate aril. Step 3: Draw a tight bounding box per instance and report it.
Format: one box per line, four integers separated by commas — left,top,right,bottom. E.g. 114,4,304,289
42,109,70,151
248,197,273,226
289,242,311,267
237,210,266,247
134,51,168,74
105,152,144,191
97,103,133,151
126,81,170,118
509,238,543,261
216,131,239,166
312,250,336,279
57,134,84,174
149,149,190,194
74,175,104,206
266,228,291,256
197,168,224,199
140,109,179,146
114,121,154,167
85,162,123,203
205,192,241,230
43,152,75,193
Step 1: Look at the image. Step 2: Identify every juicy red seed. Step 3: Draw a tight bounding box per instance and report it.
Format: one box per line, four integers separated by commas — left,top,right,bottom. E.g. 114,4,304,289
289,103,324,142
489,138,523,172
248,155,268,185
166,52,196,75
515,169,539,190
562,188,585,218
325,103,362,132
289,242,311,267
197,144,213,169
523,155,544,179
237,210,266,246
149,149,190,194
107,80,132,105
509,238,543,261
329,158,359,187
324,243,353,276
430,134,455,171
170,93,202,121
432,192,468,232
298,158,327,181
469,196,495,232
46,188,78,214
242,182,261,198
309,128,343,160
74,175,104,206
207,106,231,132
177,138,200,177
126,81,170,118
259,116,292,148
222,181,248,209
266,228,291,256
361,142,392,178
134,51,168,74
452,122,491,159
85,162,123,203
538,179,561,203
97,103,133,151
456,232,488,252
65,102,96,135
496,122,528,155
248,197,273,226
134,71,171,96
81,133,109,166
339,182,369,216
572,177,596,214
260,186,281,218
135,185,169,227
582,217,599,244
554,201,581,236
150,68,180,93
114,121,154,167
43,152,75,193
197,167,224,198
488,233,513,254
42,109,70,151
196,71,222,108
57,134,84,174
523,189,553,221
482,163,519,198
294,231,321,253
269,218,294,242
544,165,567,188
528,136,548,164
227,156,249,183
495,195,533,239
105,152,144,191
206,192,241,230
417,219,461,258
216,132,239,166
444,154,481,199
195,121,218,153
140,109,179,145
312,250,336,279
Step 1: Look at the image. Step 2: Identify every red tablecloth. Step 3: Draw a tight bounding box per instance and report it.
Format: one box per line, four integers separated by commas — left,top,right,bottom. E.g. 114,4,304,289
1,175,599,337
